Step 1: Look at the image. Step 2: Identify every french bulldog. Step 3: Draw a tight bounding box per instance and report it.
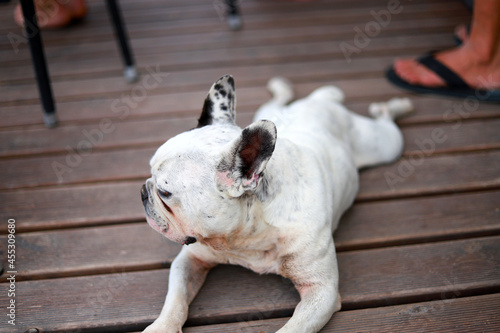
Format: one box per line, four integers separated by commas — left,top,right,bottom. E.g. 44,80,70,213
141,75,412,332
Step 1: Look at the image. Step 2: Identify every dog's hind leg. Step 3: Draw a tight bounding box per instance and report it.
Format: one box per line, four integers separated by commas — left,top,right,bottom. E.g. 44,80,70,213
254,77,294,122
368,97,413,121
349,97,413,169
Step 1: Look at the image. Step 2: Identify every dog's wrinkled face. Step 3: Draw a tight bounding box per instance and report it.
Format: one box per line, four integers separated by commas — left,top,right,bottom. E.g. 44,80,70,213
141,75,277,247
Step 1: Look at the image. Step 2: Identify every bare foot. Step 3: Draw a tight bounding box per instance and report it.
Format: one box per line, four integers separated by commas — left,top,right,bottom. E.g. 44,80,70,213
14,0,86,29
393,45,500,91
66,0,87,20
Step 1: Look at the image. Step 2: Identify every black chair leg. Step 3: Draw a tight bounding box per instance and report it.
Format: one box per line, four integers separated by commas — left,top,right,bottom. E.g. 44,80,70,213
226,0,242,30
20,0,58,128
106,0,138,83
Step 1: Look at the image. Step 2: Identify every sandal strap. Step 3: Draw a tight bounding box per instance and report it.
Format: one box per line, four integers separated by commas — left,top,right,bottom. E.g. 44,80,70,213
418,53,470,88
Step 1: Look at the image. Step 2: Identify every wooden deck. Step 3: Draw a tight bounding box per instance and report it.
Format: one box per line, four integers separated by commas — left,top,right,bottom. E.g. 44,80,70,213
1,0,499,332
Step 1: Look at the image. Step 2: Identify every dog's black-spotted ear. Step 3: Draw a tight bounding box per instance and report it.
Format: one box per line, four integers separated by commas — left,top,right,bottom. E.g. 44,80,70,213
197,75,236,128
216,120,277,197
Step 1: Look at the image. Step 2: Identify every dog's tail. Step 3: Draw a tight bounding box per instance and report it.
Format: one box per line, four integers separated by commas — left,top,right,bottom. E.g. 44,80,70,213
369,97,414,120
267,77,294,105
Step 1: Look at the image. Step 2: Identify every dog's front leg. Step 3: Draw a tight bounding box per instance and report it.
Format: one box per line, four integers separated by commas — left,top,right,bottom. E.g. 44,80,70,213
277,241,341,333
143,247,214,333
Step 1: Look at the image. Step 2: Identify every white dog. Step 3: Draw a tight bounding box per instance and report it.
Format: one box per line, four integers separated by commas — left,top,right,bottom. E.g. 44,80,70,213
141,75,412,332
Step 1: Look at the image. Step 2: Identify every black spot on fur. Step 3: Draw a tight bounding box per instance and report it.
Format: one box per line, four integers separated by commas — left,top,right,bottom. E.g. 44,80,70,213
219,89,227,97
214,84,223,91
197,98,213,128
227,76,235,89
221,104,228,111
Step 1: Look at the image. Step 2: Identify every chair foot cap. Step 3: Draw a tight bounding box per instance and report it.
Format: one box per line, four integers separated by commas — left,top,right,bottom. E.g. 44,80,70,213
124,66,139,83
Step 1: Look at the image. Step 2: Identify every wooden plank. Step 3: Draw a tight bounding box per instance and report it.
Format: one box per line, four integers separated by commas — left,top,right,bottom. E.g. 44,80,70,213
1,84,499,128
402,120,500,154
182,294,500,333
0,115,209,158
0,148,155,190
0,17,465,71
336,189,500,250
0,181,145,232
358,150,500,200
0,2,468,61
1,0,461,28
0,55,420,104
1,101,498,158
87,0,468,27
1,2,466,44
0,119,500,189
0,224,182,281
1,151,498,232
1,236,498,331
1,190,498,281
2,32,456,82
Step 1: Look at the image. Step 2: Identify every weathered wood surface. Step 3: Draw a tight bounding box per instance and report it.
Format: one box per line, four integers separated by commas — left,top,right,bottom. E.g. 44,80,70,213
0,0,498,332
182,294,500,333
1,189,499,282
1,151,499,233
1,236,499,332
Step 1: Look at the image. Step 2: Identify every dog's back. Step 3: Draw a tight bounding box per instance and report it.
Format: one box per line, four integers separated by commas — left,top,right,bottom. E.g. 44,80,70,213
255,77,413,170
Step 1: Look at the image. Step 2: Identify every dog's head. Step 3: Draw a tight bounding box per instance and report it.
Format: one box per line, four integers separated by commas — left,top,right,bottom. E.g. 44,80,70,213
141,75,277,247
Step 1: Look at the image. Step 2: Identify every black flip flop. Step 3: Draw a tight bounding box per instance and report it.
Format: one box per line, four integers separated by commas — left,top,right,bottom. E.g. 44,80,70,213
386,53,500,102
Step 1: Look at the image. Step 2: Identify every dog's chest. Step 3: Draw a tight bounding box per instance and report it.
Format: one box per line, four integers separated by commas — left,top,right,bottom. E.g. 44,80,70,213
206,229,284,275
225,243,282,275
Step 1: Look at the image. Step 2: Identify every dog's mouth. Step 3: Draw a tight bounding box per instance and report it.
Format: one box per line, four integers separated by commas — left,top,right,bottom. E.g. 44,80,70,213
181,236,197,245
145,214,198,245
145,215,166,234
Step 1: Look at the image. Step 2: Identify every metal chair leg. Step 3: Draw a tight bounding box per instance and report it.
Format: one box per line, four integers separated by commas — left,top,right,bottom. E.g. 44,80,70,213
226,0,242,30
20,0,58,128
106,0,138,83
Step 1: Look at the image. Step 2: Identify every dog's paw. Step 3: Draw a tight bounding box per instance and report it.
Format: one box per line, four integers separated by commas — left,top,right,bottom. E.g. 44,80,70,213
369,97,413,119
308,86,345,103
267,77,294,104
143,320,182,333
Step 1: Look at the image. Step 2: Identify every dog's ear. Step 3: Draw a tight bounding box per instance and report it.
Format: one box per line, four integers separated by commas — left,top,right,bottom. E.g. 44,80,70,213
197,75,236,128
216,120,277,197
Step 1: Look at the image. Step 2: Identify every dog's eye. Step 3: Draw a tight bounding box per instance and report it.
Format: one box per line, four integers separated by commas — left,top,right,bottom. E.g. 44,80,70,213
158,189,172,199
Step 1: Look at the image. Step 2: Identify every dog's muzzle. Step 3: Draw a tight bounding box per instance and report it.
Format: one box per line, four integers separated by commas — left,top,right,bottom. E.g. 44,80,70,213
182,236,197,246
141,184,149,208
141,183,197,245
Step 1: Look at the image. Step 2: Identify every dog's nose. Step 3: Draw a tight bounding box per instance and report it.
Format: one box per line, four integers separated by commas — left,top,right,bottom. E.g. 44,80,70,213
182,236,197,245
141,184,149,206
